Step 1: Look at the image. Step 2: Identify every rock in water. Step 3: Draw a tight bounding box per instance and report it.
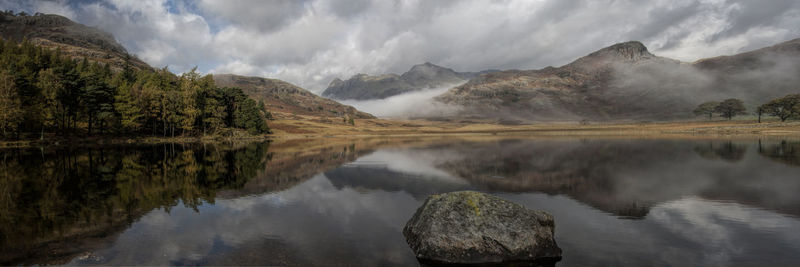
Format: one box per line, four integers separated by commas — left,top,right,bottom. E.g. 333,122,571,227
403,191,561,264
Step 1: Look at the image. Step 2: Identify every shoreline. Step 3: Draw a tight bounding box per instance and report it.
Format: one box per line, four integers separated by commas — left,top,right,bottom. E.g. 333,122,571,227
2,120,800,148
0,135,271,148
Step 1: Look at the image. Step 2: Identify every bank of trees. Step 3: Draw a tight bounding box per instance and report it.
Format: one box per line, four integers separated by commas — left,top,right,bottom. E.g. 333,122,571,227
759,94,800,122
693,99,746,120
694,95,800,122
0,38,269,139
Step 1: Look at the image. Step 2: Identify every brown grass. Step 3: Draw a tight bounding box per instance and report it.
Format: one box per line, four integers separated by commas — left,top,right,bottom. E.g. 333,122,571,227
3,117,798,148
268,116,800,141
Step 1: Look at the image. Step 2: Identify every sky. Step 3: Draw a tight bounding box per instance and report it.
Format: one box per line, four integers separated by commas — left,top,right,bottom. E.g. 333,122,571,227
2,0,799,93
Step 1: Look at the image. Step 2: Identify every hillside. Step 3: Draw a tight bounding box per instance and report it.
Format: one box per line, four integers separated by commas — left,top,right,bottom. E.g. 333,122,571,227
691,38,800,106
435,39,800,122
0,11,150,71
322,62,496,100
213,74,374,120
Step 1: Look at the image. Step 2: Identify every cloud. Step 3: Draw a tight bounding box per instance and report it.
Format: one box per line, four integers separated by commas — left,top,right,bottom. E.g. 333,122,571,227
2,0,798,93
338,84,463,118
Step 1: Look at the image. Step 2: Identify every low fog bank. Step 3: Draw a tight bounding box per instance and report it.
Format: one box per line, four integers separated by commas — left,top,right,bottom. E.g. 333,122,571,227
339,84,464,118
609,51,800,115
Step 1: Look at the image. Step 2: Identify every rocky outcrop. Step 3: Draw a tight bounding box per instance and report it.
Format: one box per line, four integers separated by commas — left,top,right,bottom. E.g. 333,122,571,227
403,191,561,264
213,74,374,120
322,62,496,100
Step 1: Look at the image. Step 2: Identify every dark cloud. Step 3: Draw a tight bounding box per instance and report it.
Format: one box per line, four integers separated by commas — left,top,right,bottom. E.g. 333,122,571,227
1,0,798,92
713,0,798,41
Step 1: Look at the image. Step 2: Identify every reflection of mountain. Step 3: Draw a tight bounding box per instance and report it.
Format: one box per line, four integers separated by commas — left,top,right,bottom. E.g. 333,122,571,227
437,139,800,219
440,140,670,218
217,140,376,198
324,165,470,199
758,140,800,167
222,137,473,198
0,143,271,265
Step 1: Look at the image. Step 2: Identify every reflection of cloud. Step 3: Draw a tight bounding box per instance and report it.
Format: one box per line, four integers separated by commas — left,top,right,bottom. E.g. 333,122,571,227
79,175,423,266
65,139,800,266
502,193,800,266
345,149,467,184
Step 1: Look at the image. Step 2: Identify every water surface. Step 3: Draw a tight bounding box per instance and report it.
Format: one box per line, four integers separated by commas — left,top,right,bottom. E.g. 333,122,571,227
1,138,799,266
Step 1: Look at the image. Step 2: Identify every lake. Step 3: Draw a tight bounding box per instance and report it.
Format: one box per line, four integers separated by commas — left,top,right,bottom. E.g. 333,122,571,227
1,137,800,266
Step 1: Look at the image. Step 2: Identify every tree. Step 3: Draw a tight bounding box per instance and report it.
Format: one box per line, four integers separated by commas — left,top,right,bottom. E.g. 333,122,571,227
0,70,22,137
113,81,142,133
714,98,747,120
179,68,202,134
761,94,800,122
693,101,719,120
233,98,269,134
0,39,272,138
756,105,765,123
80,67,114,135
36,68,63,137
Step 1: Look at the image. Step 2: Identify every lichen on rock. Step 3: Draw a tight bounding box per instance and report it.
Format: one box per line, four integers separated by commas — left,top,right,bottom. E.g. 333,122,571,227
403,191,562,264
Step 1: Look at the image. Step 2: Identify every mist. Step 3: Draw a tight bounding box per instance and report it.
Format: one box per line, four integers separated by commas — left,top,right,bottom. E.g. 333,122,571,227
607,48,800,118
338,84,464,118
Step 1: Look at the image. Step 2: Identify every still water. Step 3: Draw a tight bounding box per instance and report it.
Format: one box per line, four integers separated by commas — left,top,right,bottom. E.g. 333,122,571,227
1,137,799,266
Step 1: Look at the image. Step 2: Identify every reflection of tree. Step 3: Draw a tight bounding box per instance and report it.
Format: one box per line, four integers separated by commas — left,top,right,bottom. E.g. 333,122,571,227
0,142,271,265
758,140,800,166
693,141,747,162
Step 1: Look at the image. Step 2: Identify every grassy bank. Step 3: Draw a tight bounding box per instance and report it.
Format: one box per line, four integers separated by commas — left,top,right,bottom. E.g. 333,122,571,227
267,116,800,140
3,118,800,147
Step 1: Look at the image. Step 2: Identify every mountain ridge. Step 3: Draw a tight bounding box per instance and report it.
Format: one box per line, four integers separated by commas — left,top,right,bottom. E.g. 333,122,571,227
435,38,800,122
322,62,498,100
213,74,375,120
0,11,151,71
0,12,375,126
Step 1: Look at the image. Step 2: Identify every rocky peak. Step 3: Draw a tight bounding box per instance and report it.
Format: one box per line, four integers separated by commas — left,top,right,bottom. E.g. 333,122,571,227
588,41,653,61
0,12,127,54
405,62,452,74
563,41,658,71
328,78,344,87
401,62,462,86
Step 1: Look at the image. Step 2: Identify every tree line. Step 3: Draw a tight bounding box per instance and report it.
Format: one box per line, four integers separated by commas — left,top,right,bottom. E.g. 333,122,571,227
0,38,269,139
693,94,800,122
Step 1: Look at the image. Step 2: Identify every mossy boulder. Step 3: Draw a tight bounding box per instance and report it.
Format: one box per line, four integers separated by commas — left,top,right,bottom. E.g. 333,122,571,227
403,191,561,264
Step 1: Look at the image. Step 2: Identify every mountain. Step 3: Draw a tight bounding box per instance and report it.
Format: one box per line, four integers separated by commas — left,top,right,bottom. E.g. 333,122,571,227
691,38,800,106
322,62,497,100
213,74,374,120
1,12,372,120
0,12,150,71
435,39,800,122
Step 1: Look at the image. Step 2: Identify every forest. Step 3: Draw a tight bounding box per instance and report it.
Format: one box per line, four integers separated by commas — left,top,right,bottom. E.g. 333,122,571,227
0,38,270,139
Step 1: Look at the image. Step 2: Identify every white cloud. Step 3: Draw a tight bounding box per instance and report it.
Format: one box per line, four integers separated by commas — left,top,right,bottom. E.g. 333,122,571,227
338,84,463,118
